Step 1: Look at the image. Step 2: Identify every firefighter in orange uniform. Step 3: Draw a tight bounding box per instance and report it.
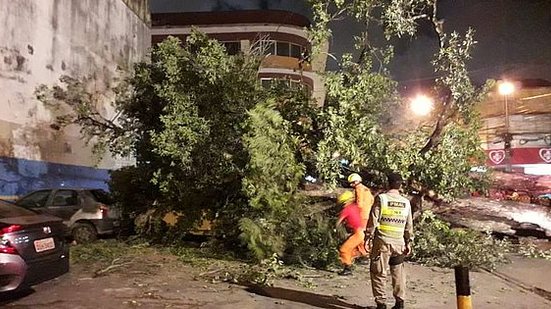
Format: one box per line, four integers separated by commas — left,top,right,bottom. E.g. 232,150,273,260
336,191,367,275
348,173,374,229
347,173,374,263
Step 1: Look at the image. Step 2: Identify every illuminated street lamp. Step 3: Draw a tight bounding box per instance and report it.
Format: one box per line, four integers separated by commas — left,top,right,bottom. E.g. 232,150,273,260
498,80,516,172
498,81,515,96
410,95,434,116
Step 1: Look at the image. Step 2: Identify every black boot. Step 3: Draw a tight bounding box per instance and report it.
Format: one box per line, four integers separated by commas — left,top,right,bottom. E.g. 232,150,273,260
339,265,352,276
391,299,404,309
376,303,387,309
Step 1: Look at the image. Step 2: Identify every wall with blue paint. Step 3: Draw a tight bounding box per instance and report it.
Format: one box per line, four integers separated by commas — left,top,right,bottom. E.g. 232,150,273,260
0,0,148,197
0,156,110,197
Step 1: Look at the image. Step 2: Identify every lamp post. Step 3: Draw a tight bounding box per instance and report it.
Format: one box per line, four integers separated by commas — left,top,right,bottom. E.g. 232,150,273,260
498,81,515,172
408,94,434,214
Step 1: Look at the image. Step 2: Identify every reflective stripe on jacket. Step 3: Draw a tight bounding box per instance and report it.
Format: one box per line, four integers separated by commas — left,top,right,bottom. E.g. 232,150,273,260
377,193,411,240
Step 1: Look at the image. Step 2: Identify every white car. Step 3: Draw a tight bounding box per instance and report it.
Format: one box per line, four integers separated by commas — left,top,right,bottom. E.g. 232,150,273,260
15,189,121,243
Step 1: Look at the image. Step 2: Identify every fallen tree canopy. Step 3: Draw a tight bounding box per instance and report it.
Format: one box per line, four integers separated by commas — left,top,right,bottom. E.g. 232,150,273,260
411,211,511,270
37,0,502,268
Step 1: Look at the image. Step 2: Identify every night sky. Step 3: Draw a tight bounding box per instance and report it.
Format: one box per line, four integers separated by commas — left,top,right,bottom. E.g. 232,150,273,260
393,0,551,86
151,0,551,85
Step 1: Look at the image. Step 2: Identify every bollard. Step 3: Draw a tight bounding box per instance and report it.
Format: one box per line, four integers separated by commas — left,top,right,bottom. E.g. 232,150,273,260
454,265,472,309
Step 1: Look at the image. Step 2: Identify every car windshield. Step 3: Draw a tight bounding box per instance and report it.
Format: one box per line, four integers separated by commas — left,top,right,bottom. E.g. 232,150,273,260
89,190,114,204
0,200,37,218
16,190,51,208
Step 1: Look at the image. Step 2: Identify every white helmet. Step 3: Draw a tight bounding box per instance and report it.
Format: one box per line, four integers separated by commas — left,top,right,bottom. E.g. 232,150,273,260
347,173,362,183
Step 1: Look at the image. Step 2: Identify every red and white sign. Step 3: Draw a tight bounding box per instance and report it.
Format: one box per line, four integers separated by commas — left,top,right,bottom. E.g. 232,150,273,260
486,147,551,166
489,150,506,164
540,148,551,163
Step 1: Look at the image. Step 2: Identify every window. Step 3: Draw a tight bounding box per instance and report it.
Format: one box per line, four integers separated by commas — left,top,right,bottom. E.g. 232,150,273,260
16,190,51,208
51,190,78,206
289,79,302,89
89,189,113,204
261,40,308,59
276,42,290,57
0,201,37,218
261,78,272,88
290,44,302,59
264,41,276,55
222,41,241,55
260,78,311,95
261,78,289,89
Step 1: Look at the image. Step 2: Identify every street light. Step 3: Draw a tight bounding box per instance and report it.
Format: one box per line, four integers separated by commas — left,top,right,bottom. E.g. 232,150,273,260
410,95,434,116
498,80,516,172
498,81,515,96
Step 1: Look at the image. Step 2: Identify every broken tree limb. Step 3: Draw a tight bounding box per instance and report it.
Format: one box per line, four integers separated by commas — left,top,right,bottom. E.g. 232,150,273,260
94,258,134,277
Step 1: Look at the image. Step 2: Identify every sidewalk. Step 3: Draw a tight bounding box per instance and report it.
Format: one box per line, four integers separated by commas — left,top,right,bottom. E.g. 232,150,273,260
269,259,551,309
494,255,551,298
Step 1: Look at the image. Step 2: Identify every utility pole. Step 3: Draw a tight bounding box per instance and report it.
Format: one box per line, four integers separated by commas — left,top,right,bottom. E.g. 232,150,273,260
498,81,515,172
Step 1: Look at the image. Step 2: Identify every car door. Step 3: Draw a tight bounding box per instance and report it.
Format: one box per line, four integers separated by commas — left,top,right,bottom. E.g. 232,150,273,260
45,190,81,221
15,190,53,213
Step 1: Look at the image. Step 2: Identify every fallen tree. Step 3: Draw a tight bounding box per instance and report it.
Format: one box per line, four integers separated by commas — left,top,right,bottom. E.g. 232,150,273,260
37,1,500,269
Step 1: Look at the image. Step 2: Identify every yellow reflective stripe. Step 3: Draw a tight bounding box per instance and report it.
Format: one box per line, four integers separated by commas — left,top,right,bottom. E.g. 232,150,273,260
378,193,409,239
382,208,408,216
379,225,403,232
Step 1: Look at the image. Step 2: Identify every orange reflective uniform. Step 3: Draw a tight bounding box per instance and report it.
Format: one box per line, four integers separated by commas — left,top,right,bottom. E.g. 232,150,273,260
355,183,374,229
338,203,367,266
339,229,367,266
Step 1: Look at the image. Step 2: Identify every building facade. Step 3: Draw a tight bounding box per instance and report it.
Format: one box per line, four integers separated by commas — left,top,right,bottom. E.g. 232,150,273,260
0,0,151,197
151,9,328,104
478,80,551,175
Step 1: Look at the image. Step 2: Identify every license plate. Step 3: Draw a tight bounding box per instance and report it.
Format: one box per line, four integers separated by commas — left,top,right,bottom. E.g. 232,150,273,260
34,237,55,253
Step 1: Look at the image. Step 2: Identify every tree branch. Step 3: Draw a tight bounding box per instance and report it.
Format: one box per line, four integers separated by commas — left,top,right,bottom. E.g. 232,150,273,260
431,0,444,48
77,114,124,133
419,88,453,154
412,13,429,20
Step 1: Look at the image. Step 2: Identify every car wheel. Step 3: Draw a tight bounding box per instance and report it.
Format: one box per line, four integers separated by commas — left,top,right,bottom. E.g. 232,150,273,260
71,222,97,244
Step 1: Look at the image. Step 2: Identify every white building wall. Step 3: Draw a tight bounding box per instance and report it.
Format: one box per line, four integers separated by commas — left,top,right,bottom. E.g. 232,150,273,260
0,0,150,196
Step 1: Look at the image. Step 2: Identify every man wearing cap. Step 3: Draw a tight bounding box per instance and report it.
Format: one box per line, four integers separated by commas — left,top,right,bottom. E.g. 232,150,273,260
347,173,374,231
366,173,414,309
348,173,374,265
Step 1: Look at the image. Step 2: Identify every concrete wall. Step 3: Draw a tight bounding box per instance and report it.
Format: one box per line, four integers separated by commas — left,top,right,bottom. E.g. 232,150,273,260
0,0,150,196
